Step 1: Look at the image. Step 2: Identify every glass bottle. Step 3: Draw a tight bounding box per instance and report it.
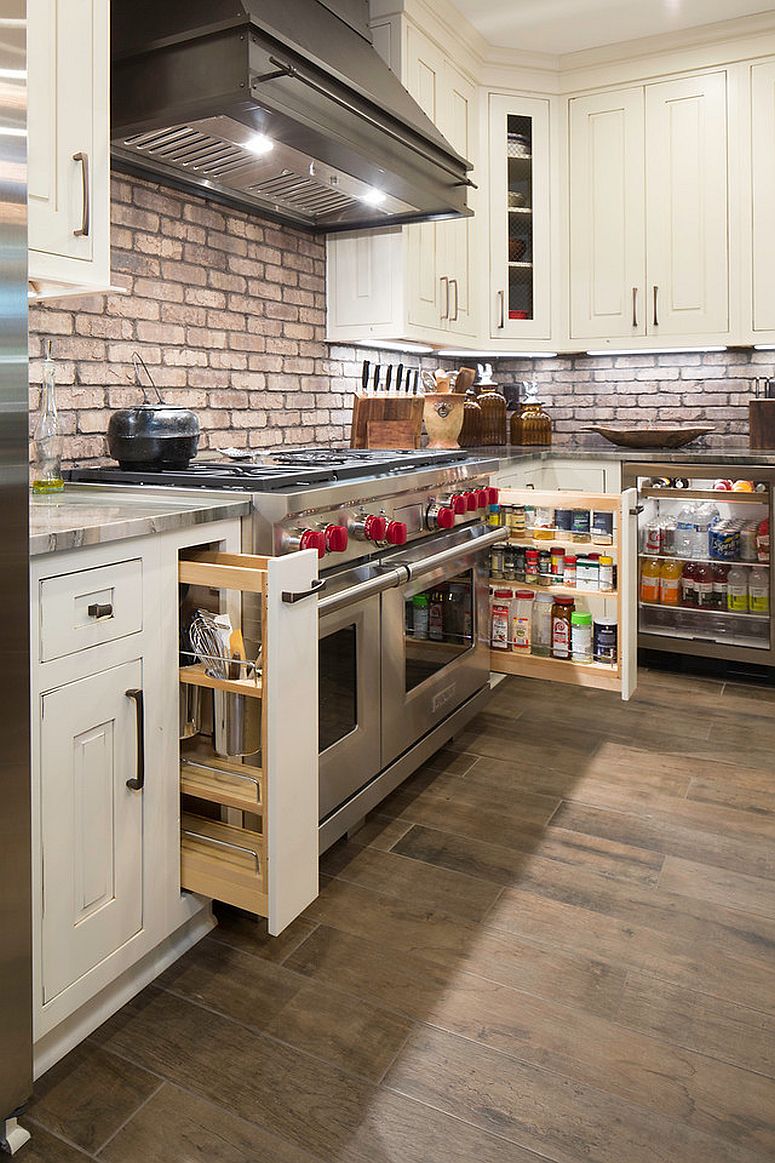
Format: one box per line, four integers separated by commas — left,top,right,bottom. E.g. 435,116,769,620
477,384,508,446
32,340,64,494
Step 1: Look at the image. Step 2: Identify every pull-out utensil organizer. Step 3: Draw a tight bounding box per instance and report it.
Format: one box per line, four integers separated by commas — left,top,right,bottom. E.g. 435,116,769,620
177,548,319,935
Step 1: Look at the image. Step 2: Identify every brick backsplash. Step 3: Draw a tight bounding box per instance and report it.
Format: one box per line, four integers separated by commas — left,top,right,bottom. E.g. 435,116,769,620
29,174,773,464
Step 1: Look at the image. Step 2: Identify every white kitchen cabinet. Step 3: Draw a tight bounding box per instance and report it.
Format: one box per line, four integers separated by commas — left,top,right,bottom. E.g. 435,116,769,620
645,72,729,337
569,89,646,340
27,0,111,298
40,661,144,1004
496,458,620,493
488,94,552,342
569,71,729,345
326,17,478,344
751,60,775,334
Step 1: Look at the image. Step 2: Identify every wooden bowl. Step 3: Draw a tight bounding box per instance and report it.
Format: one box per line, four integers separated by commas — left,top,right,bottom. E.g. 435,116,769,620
586,425,716,449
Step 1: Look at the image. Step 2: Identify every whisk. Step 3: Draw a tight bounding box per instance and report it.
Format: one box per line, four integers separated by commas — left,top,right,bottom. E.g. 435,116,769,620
187,609,232,679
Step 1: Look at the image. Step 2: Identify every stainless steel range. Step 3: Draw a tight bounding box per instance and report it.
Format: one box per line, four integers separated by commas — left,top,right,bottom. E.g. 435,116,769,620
70,448,503,847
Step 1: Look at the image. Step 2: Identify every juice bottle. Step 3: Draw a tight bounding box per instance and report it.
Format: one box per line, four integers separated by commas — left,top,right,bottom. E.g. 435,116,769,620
640,558,661,604
712,562,729,610
749,567,769,614
658,559,682,606
695,561,714,609
681,561,699,608
726,566,749,613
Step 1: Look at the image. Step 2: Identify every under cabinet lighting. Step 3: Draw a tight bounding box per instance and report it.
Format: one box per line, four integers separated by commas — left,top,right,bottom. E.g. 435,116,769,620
360,187,386,206
435,350,559,359
355,340,435,354
585,346,727,356
753,345,775,351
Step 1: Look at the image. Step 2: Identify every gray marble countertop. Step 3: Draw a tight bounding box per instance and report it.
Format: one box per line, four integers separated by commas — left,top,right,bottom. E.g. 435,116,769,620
30,486,252,556
469,441,775,468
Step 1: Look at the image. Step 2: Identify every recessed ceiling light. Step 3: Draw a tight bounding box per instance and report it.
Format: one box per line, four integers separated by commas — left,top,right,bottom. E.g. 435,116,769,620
245,134,274,156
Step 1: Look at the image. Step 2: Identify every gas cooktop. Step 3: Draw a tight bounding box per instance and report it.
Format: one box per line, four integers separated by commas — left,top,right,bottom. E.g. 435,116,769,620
67,447,472,492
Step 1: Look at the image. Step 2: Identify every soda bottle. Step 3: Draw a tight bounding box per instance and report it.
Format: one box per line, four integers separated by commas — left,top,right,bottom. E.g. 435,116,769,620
640,558,661,604
681,561,699,608
658,559,682,606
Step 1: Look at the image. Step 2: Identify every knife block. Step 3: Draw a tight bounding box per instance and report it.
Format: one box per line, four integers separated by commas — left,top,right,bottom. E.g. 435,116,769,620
350,395,424,448
749,400,775,449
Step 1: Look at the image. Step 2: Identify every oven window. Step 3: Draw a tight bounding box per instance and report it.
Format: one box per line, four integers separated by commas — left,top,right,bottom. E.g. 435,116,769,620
319,625,358,752
404,570,474,692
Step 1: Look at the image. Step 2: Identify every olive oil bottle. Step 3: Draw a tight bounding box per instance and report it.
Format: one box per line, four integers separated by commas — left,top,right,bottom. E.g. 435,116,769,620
31,340,64,494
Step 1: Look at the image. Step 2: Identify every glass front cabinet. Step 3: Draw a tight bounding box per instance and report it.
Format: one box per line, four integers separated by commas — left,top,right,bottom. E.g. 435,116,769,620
488,94,552,342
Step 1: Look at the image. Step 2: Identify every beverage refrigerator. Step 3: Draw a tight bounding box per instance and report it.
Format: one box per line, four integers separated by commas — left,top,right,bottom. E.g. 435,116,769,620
622,462,774,666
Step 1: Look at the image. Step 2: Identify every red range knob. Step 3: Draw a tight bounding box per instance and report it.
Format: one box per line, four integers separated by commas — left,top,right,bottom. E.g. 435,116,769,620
363,514,388,542
486,486,500,505
299,529,326,559
437,505,455,529
385,520,407,545
451,494,468,515
463,491,478,512
324,524,349,553
474,488,489,509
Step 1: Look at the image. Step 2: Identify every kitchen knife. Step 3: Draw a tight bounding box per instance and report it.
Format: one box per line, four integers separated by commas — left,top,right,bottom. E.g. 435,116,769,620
385,364,393,394
361,360,370,395
396,363,404,394
373,364,381,393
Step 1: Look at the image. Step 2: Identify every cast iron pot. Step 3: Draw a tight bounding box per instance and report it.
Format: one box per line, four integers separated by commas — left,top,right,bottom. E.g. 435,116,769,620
107,405,200,470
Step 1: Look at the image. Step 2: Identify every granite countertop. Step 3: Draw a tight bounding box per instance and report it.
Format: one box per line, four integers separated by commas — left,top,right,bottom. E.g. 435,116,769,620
30,486,252,556
470,441,775,468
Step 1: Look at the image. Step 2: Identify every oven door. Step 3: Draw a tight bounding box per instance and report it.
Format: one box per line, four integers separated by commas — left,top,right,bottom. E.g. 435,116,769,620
381,525,506,767
318,593,382,821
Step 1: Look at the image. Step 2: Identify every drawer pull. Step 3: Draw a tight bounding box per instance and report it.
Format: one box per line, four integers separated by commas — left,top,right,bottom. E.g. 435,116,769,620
282,577,326,604
183,829,260,869
73,151,90,237
125,689,145,790
87,602,113,619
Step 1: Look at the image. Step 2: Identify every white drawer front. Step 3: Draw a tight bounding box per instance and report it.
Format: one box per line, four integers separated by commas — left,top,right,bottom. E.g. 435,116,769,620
39,559,143,661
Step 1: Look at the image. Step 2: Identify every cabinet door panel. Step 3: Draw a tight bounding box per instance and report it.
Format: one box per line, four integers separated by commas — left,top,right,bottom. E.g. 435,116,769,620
405,24,445,332
41,661,143,1003
752,61,775,332
28,0,95,262
645,72,729,336
443,62,476,337
569,88,646,339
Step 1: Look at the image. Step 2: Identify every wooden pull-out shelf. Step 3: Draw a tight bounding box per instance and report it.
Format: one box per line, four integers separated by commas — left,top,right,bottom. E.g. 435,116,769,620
181,813,267,916
179,663,263,699
180,755,263,814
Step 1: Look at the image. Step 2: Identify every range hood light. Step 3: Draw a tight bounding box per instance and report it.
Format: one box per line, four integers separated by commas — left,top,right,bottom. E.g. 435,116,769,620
245,133,274,157
360,187,386,207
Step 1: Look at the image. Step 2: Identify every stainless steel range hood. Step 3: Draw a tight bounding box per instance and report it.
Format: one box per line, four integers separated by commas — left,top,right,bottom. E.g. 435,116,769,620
111,0,473,233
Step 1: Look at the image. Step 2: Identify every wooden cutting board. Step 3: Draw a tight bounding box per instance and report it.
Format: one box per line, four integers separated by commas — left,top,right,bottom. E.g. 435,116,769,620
350,395,424,448
749,400,775,449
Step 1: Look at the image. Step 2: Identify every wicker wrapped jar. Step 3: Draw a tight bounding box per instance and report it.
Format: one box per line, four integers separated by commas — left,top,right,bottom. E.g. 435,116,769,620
477,385,508,446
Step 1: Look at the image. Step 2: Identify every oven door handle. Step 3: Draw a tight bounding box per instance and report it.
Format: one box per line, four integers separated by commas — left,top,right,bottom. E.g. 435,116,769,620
404,527,508,582
318,565,410,616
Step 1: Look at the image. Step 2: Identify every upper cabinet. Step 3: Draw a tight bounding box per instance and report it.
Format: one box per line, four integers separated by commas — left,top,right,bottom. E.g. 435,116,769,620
751,60,775,335
27,0,111,299
326,17,479,345
488,94,552,342
569,71,730,345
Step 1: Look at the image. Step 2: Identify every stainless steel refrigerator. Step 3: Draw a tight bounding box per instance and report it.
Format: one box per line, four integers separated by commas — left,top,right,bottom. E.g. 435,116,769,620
0,0,32,1149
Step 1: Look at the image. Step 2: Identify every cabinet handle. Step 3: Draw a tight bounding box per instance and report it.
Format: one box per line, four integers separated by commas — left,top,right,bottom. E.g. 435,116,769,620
440,276,449,320
631,287,638,329
282,577,327,604
652,284,659,327
73,151,90,237
87,602,113,619
125,688,145,790
451,278,459,321
183,829,260,870
497,289,505,329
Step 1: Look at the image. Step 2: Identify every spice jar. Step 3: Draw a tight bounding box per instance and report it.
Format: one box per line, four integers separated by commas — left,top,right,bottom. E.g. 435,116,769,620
491,589,513,650
599,555,614,593
551,596,575,660
532,593,554,657
572,510,591,542
550,546,565,581
539,550,552,586
571,611,593,664
512,590,534,652
591,511,614,545
478,384,508,445
490,545,506,579
563,554,577,588
525,548,540,584
594,617,618,665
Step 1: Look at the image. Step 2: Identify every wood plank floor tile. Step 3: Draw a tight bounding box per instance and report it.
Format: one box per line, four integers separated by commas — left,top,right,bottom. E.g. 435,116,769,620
18,1123,93,1162
320,842,503,923
92,988,543,1163
28,1042,161,1154
380,767,561,829
349,813,414,852
385,1025,769,1163
393,822,664,889
686,774,775,816
658,856,775,920
156,937,409,1084
98,1082,323,1162
209,906,317,964
550,801,775,880
616,971,775,1079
